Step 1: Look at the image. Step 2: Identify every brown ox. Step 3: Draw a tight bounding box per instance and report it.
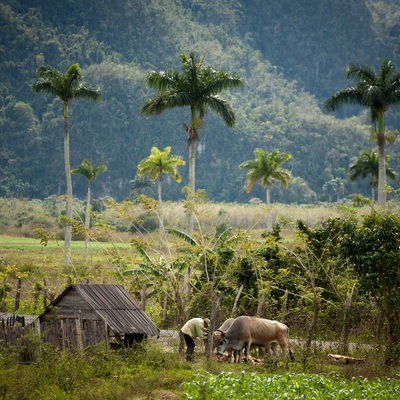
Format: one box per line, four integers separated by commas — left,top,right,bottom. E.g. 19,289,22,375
216,316,291,363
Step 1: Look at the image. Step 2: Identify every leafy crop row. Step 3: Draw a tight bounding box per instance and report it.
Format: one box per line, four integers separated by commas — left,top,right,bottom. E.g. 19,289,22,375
183,371,400,400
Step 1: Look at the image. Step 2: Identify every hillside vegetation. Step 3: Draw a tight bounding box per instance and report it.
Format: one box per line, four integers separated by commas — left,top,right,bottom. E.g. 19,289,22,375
2,0,400,203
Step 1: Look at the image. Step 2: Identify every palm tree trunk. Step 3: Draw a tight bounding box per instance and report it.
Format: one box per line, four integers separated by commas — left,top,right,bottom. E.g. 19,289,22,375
187,108,197,234
158,178,164,251
84,184,91,260
266,187,272,230
64,102,72,266
187,139,195,235
266,187,270,205
377,114,386,208
371,186,375,210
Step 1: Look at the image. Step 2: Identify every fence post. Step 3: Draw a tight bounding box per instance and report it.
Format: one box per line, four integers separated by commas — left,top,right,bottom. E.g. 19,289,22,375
104,319,110,349
14,279,22,312
76,314,83,350
206,292,221,359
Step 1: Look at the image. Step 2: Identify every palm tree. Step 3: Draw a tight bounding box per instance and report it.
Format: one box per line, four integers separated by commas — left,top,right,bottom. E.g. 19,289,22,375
141,51,243,232
349,149,396,207
239,149,292,205
129,175,155,198
137,146,185,249
71,159,107,259
322,180,336,203
331,177,347,202
325,59,400,208
32,64,101,266
239,149,292,230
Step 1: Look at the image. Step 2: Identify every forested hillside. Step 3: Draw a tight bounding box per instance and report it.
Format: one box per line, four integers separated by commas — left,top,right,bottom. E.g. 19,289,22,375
2,0,400,203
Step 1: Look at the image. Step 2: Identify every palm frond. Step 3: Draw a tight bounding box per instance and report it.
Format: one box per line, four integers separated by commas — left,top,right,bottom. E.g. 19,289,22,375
204,96,235,126
166,228,198,246
216,227,233,242
130,241,152,263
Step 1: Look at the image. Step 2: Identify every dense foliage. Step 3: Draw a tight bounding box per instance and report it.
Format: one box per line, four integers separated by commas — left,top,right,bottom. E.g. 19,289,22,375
2,196,400,396
2,0,400,203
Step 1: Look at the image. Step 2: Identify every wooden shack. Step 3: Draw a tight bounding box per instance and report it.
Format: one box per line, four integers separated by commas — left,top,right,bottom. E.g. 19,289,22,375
39,284,160,349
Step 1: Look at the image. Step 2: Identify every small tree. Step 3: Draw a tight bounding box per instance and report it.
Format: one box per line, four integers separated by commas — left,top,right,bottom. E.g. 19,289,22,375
72,159,107,259
322,178,346,202
340,213,400,363
349,149,396,208
137,146,185,250
239,149,292,205
239,149,292,229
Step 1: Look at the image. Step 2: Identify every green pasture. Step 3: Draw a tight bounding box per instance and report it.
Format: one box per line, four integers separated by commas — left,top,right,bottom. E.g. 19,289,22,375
0,234,131,252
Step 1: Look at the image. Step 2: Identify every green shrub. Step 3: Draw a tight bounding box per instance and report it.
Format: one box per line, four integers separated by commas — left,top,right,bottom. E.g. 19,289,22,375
130,212,159,233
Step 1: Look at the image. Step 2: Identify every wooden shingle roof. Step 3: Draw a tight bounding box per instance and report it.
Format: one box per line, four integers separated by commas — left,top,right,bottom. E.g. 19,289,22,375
41,284,160,337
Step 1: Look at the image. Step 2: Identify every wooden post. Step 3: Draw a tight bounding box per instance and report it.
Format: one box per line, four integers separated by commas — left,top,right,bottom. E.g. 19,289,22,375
281,289,289,323
60,319,66,350
1,280,7,313
76,314,83,351
141,285,147,311
35,317,41,336
104,318,110,349
231,285,243,318
162,292,168,324
205,293,221,359
341,285,355,354
256,294,265,317
14,278,22,312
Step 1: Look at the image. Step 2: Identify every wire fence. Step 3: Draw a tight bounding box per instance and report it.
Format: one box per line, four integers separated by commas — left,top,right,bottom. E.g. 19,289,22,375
149,330,373,356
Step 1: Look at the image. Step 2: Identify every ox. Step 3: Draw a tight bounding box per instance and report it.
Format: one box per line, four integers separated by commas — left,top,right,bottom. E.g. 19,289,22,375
216,316,291,363
213,318,236,349
213,318,241,363
214,318,264,363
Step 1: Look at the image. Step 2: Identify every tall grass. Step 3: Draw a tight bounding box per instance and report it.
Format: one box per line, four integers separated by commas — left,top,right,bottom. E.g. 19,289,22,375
0,341,193,400
1,339,398,400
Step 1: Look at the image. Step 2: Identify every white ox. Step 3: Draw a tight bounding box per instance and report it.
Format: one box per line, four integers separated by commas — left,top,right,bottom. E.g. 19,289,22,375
213,317,236,349
216,316,291,363
213,318,241,363
214,317,264,362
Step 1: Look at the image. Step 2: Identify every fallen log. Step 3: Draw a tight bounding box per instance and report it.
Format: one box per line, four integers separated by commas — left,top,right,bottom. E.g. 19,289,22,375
328,353,365,365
